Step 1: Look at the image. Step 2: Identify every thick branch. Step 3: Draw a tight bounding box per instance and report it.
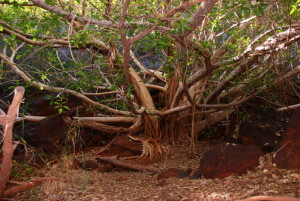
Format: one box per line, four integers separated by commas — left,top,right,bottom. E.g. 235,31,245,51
0,87,24,198
180,0,219,38
96,156,161,173
211,16,256,64
247,24,300,52
74,116,138,123
79,116,142,134
30,0,114,28
130,50,166,82
253,28,300,54
163,0,205,19
171,64,220,108
278,103,300,112
28,0,165,30
217,27,300,67
205,57,257,104
3,178,59,197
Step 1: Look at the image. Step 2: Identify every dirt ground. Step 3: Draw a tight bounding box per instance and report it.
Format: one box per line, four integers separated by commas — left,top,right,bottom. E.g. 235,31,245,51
5,141,300,201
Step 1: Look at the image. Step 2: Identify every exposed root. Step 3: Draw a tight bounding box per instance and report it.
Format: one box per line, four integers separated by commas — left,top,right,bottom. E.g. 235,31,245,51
96,135,117,155
128,135,167,159
189,104,196,155
3,177,60,197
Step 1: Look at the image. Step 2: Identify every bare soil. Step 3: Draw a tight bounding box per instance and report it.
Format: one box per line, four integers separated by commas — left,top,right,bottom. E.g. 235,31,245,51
6,141,300,201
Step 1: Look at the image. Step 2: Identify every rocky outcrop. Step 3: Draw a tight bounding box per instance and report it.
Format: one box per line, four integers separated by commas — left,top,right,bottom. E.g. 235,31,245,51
272,109,300,169
199,142,263,179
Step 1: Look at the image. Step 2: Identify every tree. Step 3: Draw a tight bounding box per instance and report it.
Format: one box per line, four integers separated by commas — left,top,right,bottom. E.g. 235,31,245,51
0,0,299,156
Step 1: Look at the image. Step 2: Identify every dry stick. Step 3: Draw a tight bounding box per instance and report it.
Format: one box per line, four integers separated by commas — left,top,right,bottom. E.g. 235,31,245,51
96,156,161,173
0,87,25,198
3,177,60,197
278,103,300,111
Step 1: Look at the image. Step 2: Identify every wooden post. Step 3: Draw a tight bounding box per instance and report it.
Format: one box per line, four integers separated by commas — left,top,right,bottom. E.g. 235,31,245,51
0,87,25,198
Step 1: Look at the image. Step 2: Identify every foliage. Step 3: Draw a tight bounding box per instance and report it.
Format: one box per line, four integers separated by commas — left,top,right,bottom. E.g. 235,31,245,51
0,0,299,153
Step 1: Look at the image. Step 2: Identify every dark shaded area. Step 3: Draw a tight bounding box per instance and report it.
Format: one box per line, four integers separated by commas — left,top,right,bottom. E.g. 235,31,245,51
273,109,300,169
200,99,290,153
13,107,105,159
30,93,86,116
236,101,290,152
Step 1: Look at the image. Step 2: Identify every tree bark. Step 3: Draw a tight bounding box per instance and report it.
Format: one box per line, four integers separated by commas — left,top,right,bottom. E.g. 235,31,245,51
0,87,25,198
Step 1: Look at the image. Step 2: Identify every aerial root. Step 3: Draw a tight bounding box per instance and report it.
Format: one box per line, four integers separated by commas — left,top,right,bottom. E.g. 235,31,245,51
143,115,162,140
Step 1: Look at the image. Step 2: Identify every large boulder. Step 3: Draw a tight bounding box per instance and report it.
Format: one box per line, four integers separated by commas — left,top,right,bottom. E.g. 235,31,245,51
272,109,300,169
199,142,263,179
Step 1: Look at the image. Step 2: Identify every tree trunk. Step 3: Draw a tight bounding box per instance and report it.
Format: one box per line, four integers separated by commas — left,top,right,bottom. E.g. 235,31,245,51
0,87,25,198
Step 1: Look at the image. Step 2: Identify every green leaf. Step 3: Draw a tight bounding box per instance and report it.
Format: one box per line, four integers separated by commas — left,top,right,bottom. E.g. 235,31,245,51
63,106,70,110
111,85,116,91
16,55,23,60
41,75,47,80
58,108,63,114
126,90,131,99
39,86,44,90
0,26,3,31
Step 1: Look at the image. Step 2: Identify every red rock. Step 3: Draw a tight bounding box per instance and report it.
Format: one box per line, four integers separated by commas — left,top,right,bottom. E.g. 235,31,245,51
199,142,263,179
157,168,181,180
273,144,300,169
273,110,300,169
